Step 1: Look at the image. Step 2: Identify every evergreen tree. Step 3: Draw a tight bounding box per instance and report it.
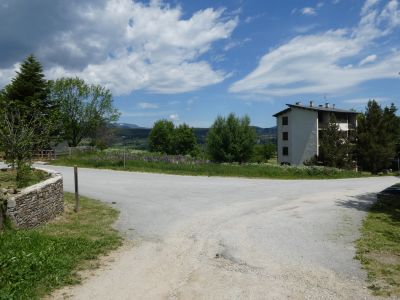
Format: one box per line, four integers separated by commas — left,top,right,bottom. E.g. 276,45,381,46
357,100,399,173
0,55,56,159
3,55,52,118
318,114,353,169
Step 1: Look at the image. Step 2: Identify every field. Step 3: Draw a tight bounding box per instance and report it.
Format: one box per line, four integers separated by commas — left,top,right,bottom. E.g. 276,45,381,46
0,192,122,300
51,151,370,180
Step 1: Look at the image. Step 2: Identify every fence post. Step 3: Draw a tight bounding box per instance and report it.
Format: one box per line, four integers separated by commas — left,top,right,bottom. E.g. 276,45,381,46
74,165,80,212
123,146,126,168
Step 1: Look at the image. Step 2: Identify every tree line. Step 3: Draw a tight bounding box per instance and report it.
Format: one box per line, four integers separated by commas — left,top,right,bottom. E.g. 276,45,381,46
148,114,276,163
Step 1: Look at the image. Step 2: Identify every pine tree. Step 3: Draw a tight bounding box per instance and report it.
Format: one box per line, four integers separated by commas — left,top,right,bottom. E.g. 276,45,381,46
0,55,56,155
318,114,353,169
357,100,399,173
3,55,52,118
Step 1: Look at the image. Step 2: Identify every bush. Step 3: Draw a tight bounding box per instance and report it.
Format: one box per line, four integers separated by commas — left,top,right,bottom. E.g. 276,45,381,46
173,124,197,155
148,120,175,154
148,120,197,155
251,144,276,163
207,113,256,163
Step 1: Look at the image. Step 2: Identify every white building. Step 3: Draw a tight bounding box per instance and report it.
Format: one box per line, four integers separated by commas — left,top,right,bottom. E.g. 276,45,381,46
273,102,358,165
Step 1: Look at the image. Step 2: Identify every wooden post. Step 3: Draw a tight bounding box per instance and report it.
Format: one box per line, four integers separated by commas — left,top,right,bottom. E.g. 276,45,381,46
123,146,126,168
74,165,80,212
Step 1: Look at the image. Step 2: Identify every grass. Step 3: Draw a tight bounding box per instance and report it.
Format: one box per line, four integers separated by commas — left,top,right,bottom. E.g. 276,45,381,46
356,184,400,297
0,169,49,189
51,151,371,179
0,192,122,300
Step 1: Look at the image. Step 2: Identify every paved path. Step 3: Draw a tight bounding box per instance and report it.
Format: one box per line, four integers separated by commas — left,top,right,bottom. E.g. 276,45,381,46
42,166,398,299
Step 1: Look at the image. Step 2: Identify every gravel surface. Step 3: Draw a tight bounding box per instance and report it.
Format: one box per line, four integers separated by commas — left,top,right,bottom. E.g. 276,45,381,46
36,165,398,299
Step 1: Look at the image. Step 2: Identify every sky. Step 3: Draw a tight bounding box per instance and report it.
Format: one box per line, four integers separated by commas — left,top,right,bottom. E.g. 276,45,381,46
0,0,399,128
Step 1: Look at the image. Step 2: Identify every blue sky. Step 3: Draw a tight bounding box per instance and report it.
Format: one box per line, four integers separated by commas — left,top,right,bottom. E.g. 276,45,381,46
0,0,399,127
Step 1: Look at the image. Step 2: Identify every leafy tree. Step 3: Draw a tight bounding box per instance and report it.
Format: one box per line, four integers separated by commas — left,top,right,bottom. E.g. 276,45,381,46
357,100,400,173
0,108,47,186
172,124,197,155
148,120,175,154
207,113,256,163
49,77,120,147
318,114,354,169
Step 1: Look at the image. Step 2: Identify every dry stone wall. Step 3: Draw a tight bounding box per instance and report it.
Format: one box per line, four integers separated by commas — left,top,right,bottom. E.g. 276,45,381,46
6,168,64,228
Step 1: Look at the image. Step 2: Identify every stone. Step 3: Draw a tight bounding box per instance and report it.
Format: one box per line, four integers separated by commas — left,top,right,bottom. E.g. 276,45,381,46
5,169,64,229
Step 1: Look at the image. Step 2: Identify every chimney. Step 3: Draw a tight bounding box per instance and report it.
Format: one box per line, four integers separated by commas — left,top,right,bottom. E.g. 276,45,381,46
309,101,314,107
332,104,335,109
325,102,330,108
295,101,301,105
319,105,323,107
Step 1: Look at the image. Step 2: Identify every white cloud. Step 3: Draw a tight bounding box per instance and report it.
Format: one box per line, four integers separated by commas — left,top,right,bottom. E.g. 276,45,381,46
230,0,400,98
301,7,317,16
343,97,389,104
169,113,179,121
359,54,377,65
1,0,238,95
293,24,318,33
0,63,19,87
137,102,159,109
120,110,172,118
223,37,252,51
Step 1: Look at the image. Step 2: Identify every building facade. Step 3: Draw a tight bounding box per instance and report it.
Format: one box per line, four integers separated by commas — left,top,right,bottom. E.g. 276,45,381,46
273,102,358,165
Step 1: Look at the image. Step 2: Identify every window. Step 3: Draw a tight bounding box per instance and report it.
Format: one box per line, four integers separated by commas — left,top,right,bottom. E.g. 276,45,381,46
282,132,288,140
283,147,289,156
282,116,288,125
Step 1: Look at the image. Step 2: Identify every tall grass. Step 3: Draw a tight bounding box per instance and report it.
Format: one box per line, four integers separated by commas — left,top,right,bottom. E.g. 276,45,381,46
51,151,369,179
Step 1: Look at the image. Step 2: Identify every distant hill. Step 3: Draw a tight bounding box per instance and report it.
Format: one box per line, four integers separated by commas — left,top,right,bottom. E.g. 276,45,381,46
113,123,143,129
109,124,277,149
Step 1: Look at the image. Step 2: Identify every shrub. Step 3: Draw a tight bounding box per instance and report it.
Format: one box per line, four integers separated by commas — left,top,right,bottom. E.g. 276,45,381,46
148,120,175,154
207,113,256,163
251,143,276,163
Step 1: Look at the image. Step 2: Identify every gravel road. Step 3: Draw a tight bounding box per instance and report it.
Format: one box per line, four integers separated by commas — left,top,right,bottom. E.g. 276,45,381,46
42,166,398,299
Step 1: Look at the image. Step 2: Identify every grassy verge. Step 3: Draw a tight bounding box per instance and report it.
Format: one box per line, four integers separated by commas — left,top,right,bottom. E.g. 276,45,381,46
51,152,370,179
0,192,122,300
356,184,400,297
0,169,49,189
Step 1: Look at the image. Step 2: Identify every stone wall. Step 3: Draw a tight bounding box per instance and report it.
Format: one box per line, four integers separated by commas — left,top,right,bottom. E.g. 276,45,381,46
6,168,64,228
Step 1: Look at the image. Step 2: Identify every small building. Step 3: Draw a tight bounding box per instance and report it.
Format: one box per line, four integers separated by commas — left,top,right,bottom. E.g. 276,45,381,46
273,101,358,165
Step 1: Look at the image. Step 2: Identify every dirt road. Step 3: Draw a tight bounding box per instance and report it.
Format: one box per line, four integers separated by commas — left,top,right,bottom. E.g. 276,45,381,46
47,166,398,299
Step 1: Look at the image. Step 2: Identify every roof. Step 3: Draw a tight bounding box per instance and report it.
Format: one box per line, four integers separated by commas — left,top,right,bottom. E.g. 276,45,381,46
273,103,359,117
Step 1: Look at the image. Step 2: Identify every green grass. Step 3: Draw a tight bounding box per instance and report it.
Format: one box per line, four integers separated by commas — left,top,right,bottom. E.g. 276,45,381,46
0,169,49,189
0,192,122,300
356,185,400,297
51,152,370,179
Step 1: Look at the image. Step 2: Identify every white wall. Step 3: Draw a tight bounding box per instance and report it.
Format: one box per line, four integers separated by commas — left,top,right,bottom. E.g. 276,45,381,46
291,108,318,165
